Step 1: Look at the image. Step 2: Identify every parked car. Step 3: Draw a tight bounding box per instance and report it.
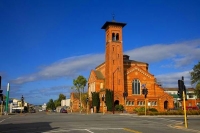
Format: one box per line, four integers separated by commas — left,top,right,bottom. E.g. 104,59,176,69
60,108,67,113
30,109,36,113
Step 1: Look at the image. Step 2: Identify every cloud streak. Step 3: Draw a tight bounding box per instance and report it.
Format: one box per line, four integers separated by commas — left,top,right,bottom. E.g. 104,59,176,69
11,54,104,84
156,70,192,88
125,39,200,67
11,39,200,87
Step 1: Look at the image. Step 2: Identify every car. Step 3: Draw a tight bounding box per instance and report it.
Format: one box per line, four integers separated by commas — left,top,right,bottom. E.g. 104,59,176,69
60,108,67,113
30,109,36,113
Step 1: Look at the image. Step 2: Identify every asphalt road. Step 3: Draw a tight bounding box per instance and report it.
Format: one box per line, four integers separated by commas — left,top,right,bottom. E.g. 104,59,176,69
0,112,199,133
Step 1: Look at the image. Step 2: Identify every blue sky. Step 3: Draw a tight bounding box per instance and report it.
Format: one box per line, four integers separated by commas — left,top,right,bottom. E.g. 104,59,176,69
0,0,200,105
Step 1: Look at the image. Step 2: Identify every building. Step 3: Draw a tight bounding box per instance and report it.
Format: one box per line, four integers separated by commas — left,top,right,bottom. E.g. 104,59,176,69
164,88,200,108
42,103,47,111
10,98,28,113
87,20,174,113
61,99,70,107
70,92,88,112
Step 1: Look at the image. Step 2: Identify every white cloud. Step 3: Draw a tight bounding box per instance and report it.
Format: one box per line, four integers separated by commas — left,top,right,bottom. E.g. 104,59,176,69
11,54,104,84
155,70,192,88
125,39,200,67
11,39,200,87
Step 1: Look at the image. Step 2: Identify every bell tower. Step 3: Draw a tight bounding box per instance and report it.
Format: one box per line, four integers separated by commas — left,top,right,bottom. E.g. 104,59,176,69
101,20,126,99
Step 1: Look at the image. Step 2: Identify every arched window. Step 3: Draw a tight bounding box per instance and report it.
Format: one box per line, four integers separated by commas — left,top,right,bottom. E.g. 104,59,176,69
132,79,140,94
112,33,116,41
116,33,119,41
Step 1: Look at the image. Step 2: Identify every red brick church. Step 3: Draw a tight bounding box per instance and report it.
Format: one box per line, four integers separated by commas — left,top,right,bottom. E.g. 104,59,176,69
87,20,174,113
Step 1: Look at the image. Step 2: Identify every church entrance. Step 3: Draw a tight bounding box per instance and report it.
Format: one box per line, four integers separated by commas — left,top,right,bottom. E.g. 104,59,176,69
114,100,119,107
164,101,168,110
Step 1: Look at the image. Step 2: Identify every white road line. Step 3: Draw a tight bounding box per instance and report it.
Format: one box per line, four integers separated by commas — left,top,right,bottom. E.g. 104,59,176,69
85,129,94,133
0,119,5,123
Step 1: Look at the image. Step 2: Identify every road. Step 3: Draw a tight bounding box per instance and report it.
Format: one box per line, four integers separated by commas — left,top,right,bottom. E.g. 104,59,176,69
0,112,199,133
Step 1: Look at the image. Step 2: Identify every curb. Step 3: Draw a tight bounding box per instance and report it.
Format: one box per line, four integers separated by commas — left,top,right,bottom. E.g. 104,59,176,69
169,123,200,133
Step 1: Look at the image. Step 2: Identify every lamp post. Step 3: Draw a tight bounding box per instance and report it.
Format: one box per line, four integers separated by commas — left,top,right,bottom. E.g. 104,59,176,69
123,91,128,112
102,96,105,115
112,67,119,114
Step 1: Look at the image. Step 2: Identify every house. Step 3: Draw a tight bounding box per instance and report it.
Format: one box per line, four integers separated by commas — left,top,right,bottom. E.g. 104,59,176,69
61,99,70,107
10,98,28,113
42,103,47,111
87,19,174,113
70,92,88,112
164,88,200,108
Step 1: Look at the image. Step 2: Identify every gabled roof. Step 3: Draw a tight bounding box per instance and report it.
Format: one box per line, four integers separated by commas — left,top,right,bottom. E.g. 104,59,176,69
95,62,105,69
94,70,104,80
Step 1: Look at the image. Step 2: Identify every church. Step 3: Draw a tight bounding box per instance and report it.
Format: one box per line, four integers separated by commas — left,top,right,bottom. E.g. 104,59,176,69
87,20,174,113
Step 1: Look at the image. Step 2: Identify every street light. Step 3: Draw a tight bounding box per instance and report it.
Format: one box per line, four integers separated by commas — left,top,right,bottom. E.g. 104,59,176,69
112,67,119,114
123,91,128,112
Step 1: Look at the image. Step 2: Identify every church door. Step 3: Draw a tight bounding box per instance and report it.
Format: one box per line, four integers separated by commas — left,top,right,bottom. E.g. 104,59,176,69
164,101,168,110
114,100,119,108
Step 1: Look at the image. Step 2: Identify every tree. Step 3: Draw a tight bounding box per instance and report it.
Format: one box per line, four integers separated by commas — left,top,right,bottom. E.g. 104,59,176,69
46,99,55,110
195,82,200,99
54,94,66,108
105,89,113,111
190,62,200,84
54,100,60,108
71,75,87,113
91,92,100,113
72,75,87,93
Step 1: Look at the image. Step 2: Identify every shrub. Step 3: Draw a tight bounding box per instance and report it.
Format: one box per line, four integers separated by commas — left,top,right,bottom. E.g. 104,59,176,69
115,104,124,111
134,107,145,113
148,108,158,112
137,112,145,115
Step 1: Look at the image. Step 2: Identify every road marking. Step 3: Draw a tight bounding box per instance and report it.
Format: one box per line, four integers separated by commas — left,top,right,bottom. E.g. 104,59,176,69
124,128,142,133
85,129,94,133
0,119,5,123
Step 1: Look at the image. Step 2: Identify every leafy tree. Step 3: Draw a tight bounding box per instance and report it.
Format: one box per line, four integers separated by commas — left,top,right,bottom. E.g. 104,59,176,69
53,94,66,108
190,62,200,84
105,89,113,111
46,99,55,110
54,100,60,108
72,75,87,93
195,82,200,99
92,92,100,113
71,75,87,113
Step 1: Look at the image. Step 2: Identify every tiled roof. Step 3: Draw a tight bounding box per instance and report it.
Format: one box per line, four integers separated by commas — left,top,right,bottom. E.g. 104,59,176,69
95,62,105,69
94,70,104,80
170,94,179,98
